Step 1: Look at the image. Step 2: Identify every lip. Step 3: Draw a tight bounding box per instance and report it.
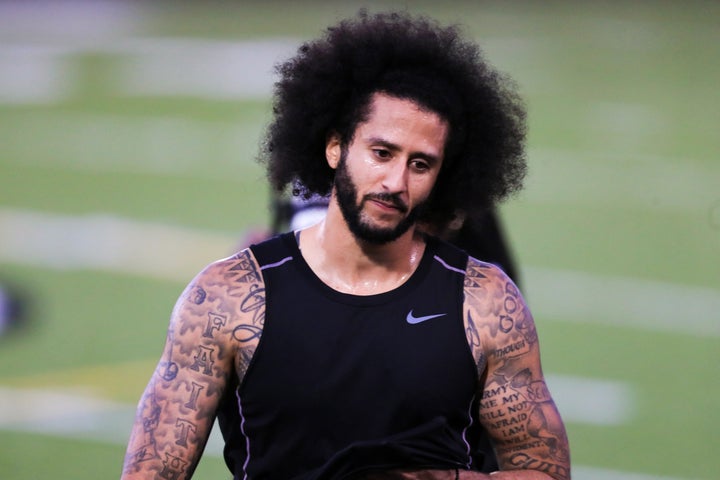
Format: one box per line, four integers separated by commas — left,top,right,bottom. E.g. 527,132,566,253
368,198,402,212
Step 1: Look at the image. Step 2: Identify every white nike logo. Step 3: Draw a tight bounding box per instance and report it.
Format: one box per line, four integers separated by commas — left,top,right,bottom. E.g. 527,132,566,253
406,310,447,324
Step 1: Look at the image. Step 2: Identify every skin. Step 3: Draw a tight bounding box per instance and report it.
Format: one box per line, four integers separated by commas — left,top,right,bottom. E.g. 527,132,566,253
120,93,570,479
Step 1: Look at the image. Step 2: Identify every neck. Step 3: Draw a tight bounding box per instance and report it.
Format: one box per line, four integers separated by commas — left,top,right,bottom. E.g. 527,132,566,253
299,201,425,295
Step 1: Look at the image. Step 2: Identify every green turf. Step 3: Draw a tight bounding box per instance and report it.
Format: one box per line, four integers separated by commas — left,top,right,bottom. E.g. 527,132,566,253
1,1,718,479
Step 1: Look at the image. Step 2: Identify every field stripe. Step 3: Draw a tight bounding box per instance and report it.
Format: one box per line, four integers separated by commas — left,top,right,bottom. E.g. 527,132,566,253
524,267,720,338
2,111,716,216
545,374,633,426
1,207,718,338
0,111,263,178
573,466,698,480
0,208,233,282
0,385,682,480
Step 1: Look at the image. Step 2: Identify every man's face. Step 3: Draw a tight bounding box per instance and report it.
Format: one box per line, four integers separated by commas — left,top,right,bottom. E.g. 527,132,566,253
329,93,448,244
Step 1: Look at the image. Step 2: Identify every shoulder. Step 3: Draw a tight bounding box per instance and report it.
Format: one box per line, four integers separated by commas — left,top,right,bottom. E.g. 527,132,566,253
184,249,265,302
170,249,267,362
462,256,535,365
463,256,518,304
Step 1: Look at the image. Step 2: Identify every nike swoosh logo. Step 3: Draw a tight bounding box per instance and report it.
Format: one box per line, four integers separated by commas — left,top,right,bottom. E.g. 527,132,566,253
406,310,447,324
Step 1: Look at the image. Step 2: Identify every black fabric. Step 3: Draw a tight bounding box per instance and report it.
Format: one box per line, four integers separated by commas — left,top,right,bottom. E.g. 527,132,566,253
219,233,487,479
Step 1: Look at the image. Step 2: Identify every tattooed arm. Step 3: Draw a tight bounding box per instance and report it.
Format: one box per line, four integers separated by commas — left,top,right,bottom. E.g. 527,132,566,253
463,258,571,480
121,250,266,480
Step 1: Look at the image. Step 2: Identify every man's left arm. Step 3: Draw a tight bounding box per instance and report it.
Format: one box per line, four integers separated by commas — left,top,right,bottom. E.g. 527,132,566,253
463,259,571,480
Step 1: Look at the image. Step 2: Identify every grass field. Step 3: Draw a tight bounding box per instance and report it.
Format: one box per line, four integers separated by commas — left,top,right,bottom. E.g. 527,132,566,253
1,1,718,479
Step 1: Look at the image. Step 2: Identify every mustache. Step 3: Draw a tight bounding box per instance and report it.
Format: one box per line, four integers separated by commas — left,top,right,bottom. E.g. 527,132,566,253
363,193,408,213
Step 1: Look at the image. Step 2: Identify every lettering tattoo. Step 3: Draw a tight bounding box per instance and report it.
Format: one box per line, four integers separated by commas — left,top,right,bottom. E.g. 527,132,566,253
174,418,198,447
189,345,216,376
508,452,570,479
463,258,570,479
203,312,227,339
184,382,205,411
123,250,269,479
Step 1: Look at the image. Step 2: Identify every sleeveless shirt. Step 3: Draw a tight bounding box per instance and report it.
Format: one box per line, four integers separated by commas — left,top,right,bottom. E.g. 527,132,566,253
217,232,486,479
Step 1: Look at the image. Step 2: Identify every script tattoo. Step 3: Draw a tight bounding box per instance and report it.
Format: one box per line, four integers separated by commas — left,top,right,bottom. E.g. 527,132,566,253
241,283,265,325
465,258,569,479
125,391,161,470
233,283,266,344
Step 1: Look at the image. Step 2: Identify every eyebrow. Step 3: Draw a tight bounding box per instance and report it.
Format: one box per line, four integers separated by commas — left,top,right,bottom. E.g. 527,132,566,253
367,136,441,165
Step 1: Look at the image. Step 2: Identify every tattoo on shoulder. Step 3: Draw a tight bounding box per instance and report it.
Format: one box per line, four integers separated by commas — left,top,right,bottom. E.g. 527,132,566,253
495,281,538,347
464,259,489,289
227,250,262,285
189,286,207,305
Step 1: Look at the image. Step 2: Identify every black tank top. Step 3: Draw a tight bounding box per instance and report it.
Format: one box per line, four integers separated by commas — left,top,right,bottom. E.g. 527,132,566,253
218,233,485,479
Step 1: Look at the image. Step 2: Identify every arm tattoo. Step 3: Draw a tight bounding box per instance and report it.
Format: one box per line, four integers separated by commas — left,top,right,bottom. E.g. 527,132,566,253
123,249,268,479
465,259,570,480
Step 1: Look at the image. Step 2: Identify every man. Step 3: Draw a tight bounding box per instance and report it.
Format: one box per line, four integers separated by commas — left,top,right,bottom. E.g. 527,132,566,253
121,10,570,480
270,194,521,289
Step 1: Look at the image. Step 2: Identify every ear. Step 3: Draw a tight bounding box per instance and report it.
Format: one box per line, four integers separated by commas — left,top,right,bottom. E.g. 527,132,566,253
325,132,341,169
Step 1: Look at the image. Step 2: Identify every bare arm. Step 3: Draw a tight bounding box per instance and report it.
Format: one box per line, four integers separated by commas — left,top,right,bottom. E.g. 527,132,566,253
463,259,571,480
121,250,265,479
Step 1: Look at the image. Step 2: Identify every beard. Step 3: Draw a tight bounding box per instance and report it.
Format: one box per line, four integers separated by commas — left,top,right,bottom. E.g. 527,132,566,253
334,153,423,245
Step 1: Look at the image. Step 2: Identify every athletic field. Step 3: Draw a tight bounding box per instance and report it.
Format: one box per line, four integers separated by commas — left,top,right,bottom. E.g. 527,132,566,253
0,1,717,479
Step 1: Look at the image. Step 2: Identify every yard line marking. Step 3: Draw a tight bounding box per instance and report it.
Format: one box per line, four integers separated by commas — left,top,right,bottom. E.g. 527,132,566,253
0,385,689,480
3,111,716,214
0,386,132,443
1,111,264,177
0,208,235,283
545,374,634,426
1,207,718,337
524,266,720,338
0,37,299,104
522,148,719,215
0,370,633,433
573,465,700,480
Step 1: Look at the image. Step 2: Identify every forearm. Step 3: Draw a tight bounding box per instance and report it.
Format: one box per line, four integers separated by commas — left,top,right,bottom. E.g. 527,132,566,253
121,376,211,479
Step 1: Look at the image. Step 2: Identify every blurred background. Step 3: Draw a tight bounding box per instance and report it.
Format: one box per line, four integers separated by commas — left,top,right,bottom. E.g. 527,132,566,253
0,1,718,478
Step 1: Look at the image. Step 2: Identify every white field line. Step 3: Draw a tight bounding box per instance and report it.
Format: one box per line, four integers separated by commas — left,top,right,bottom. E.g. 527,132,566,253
0,208,235,283
1,111,264,179
523,267,720,338
0,37,299,103
2,110,717,215
0,386,690,480
1,208,718,338
523,148,720,215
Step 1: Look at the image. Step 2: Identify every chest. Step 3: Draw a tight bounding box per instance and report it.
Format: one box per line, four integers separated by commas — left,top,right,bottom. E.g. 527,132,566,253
240,262,477,423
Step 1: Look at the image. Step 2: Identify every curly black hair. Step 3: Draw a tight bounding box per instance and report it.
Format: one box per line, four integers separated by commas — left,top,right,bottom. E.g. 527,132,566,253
261,9,527,227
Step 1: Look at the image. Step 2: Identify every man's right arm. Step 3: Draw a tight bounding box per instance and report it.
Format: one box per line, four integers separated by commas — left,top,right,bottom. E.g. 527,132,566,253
120,250,266,479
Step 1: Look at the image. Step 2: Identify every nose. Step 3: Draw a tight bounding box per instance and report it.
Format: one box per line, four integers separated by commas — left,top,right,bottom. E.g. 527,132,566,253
381,159,409,193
